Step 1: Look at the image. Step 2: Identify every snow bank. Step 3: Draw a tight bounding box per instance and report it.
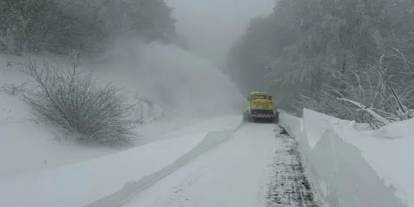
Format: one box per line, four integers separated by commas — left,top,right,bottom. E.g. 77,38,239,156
0,92,242,207
0,132,206,207
280,109,413,207
137,115,242,144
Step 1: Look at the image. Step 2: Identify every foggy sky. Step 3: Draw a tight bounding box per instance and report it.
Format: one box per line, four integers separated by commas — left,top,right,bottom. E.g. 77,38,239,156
167,0,275,66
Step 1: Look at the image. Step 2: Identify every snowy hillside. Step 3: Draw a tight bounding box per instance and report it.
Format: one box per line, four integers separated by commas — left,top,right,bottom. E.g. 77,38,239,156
0,40,244,177
0,58,120,177
0,52,244,206
0,116,241,207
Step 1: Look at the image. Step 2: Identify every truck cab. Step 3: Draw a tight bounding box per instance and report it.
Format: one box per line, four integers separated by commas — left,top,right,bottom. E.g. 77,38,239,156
244,92,279,123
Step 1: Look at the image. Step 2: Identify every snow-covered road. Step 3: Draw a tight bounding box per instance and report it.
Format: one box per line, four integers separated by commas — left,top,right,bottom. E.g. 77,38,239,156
0,116,319,207
122,123,277,207
89,123,317,207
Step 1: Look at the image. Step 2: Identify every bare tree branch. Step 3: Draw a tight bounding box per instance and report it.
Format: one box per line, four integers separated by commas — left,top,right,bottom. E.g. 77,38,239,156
337,98,391,125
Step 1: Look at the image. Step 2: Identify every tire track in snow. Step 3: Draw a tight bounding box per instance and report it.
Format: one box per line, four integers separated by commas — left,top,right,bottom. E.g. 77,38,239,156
125,122,278,207
85,123,243,207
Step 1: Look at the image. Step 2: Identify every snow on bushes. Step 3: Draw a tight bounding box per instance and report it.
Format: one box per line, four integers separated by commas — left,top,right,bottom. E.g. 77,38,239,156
280,109,414,207
24,63,133,145
304,63,414,129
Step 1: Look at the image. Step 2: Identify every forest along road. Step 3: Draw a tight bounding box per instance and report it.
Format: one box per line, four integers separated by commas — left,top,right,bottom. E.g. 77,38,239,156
89,123,319,207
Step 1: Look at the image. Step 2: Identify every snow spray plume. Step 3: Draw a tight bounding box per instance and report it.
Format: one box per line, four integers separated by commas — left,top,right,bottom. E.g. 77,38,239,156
96,39,244,119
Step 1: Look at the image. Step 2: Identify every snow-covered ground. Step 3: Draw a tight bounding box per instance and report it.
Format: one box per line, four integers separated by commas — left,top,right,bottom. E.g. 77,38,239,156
280,109,414,207
84,123,318,207
0,114,242,207
122,123,277,207
0,47,322,207
1,55,320,207
0,41,244,177
0,61,122,177
0,57,316,207
0,52,249,207
0,131,206,207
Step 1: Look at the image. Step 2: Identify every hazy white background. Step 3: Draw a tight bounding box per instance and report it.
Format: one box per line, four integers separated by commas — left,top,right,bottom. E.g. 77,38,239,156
167,0,275,66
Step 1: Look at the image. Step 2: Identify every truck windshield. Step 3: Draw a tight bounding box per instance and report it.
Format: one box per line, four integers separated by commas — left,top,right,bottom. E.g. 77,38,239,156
253,95,268,100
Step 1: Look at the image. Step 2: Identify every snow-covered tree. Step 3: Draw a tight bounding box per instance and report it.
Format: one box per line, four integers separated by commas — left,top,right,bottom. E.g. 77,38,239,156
228,0,414,121
0,0,176,55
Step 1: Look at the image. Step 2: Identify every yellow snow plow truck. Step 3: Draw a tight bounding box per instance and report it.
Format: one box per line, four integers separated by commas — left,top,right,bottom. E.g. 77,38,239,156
243,91,279,123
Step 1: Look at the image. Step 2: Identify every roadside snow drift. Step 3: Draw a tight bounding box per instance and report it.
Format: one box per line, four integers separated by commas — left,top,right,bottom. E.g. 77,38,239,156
0,134,204,207
0,115,241,207
280,110,414,207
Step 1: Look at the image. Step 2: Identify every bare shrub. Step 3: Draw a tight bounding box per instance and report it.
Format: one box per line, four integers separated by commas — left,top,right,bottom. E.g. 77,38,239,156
24,63,133,145
302,47,414,128
303,62,414,128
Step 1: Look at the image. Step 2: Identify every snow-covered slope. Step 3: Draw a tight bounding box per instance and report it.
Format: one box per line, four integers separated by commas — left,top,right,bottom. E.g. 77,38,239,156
0,61,122,177
0,40,244,176
280,110,414,207
0,133,205,207
0,116,242,207
0,41,246,207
